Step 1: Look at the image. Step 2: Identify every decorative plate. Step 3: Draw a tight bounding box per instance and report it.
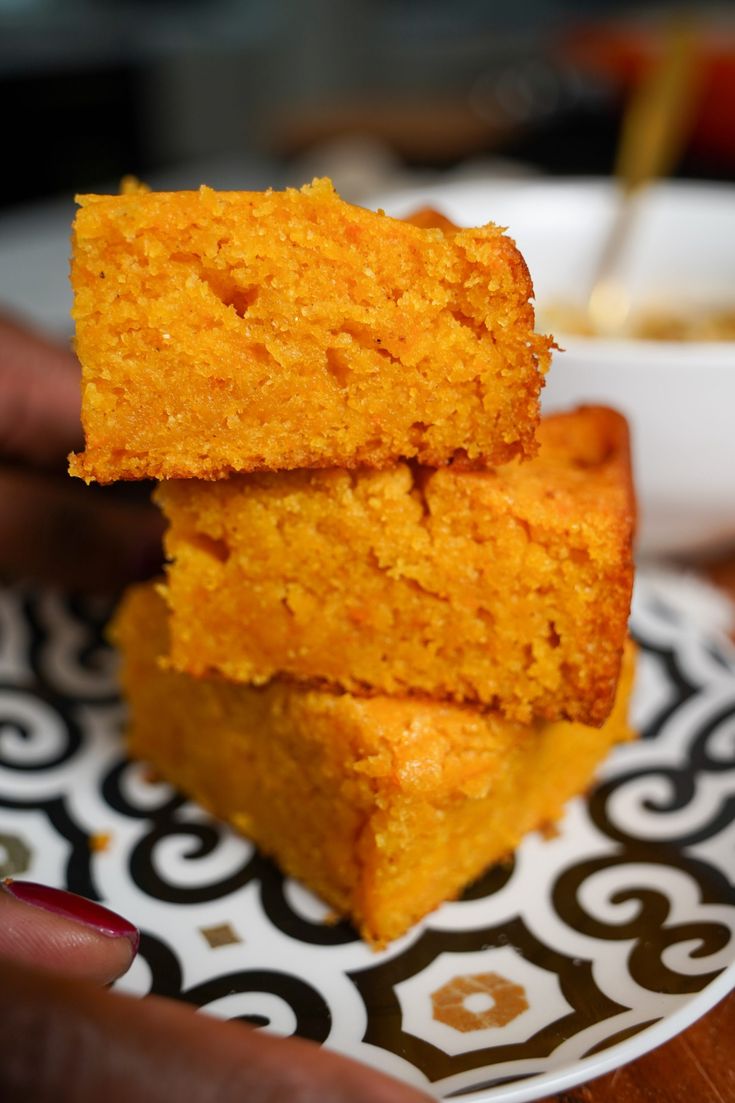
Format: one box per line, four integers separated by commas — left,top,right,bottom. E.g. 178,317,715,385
1,576,734,1101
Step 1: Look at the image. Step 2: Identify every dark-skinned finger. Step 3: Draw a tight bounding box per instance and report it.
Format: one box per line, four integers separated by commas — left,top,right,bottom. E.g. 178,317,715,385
0,880,139,986
0,957,433,1103
0,313,82,468
0,465,163,592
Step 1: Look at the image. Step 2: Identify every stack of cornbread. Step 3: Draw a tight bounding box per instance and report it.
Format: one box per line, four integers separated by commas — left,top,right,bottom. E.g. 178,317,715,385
70,179,636,946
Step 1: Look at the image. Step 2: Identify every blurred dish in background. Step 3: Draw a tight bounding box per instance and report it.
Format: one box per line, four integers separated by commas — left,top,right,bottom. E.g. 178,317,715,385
370,177,735,560
583,15,702,338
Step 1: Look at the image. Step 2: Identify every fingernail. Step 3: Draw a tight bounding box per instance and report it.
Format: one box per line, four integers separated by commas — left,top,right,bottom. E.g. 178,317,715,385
2,879,140,954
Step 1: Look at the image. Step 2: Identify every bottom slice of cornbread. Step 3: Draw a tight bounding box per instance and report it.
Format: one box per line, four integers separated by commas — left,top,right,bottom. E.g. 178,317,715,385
112,583,636,946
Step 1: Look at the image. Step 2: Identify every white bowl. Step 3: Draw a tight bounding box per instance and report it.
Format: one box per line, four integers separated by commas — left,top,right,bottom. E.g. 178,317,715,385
370,177,735,558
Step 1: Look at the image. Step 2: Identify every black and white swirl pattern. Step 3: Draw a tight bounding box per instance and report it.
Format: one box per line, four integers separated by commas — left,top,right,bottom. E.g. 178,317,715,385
0,687,81,772
0,578,733,1102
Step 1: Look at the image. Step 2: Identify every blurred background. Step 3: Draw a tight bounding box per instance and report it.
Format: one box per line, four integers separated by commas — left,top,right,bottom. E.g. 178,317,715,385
3,0,735,202
1,0,735,570
2,0,735,334
2,0,734,334
4,0,735,206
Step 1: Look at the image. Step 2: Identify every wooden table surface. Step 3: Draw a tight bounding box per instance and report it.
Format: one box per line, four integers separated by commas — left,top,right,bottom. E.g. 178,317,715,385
540,557,735,1103
539,988,734,1102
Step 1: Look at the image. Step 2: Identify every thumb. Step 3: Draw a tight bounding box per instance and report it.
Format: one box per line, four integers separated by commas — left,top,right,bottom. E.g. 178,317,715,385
0,314,82,467
0,879,139,985
0,957,433,1103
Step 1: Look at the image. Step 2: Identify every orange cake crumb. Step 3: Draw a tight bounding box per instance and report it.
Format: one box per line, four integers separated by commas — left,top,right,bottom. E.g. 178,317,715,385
88,832,112,853
157,406,635,726
69,179,551,483
111,583,636,946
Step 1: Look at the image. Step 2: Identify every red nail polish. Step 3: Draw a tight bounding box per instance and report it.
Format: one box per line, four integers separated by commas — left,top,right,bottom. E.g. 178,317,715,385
2,879,140,954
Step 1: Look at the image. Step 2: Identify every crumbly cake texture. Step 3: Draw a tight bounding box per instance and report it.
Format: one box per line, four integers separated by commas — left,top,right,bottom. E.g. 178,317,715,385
112,583,636,947
157,406,635,726
68,178,551,483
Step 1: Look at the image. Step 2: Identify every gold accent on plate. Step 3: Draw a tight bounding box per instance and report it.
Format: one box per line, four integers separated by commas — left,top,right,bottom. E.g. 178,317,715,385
200,922,243,948
431,971,529,1032
0,832,32,878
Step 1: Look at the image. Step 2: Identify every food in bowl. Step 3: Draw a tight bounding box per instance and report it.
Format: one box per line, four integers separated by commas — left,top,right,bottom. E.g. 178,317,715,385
542,300,735,341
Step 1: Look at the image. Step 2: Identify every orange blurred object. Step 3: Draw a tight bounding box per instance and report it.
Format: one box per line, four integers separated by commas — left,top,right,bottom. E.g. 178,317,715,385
562,16,735,170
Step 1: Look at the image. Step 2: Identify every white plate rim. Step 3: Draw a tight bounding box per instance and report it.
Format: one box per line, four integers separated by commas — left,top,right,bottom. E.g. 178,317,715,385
456,962,735,1102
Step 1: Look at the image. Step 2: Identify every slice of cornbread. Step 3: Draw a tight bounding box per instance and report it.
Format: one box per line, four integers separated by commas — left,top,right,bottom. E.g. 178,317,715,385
69,178,551,483
112,582,636,946
157,406,635,726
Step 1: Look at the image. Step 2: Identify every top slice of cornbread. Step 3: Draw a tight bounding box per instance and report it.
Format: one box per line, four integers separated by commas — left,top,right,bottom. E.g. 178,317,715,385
68,179,551,482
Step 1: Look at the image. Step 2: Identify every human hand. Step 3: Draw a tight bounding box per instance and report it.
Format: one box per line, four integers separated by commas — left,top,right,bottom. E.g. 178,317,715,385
0,879,432,1102
0,313,163,591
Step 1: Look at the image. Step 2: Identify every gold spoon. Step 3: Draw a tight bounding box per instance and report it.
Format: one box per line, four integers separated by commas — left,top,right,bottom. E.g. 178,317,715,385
587,17,701,336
